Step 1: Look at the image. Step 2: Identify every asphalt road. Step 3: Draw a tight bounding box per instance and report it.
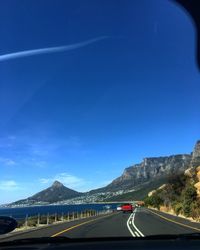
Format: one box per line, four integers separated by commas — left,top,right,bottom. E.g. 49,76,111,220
1,207,200,242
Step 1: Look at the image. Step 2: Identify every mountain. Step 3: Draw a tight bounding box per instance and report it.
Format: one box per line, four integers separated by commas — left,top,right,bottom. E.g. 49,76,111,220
190,140,200,168
101,140,200,201
90,154,192,195
11,181,82,206
30,181,82,202
9,140,200,206
144,141,200,220
105,177,168,201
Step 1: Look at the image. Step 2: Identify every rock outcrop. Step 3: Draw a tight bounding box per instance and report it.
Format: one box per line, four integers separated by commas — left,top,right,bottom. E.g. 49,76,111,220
90,154,192,194
191,140,200,168
194,166,200,197
91,140,199,195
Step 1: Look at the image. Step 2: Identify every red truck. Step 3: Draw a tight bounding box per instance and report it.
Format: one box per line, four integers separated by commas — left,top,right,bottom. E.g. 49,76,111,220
121,203,134,213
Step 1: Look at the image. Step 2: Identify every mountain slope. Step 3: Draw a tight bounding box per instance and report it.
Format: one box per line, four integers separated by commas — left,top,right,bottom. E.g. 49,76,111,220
12,181,82,205
30,181,82,202
90,154,192,194
106,177,168,201
103,141,200,201
144,141,200,220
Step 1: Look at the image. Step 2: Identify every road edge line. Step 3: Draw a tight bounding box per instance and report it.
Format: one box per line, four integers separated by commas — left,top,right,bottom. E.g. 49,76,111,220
126,213,136,237
148,209,200,232
132,210,144,237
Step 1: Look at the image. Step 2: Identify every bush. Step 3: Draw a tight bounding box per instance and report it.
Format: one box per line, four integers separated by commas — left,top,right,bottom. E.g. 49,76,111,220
183,202,191,217
27,218,37,227
168,174,187,198
144,193,163,210
49,215,56,224
40,216,47,224
182,185,197,217
183,185,197,202
172,202,183,216
17,219,25,228
190,201,200,220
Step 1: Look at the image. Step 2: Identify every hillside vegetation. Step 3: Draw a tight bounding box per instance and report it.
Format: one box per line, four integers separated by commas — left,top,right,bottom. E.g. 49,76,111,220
144,141,200,221
144,167,200,220
106,177,168,201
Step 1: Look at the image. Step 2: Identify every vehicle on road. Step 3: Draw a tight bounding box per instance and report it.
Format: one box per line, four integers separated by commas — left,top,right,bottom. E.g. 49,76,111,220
116,205,122,211
121,204,134,213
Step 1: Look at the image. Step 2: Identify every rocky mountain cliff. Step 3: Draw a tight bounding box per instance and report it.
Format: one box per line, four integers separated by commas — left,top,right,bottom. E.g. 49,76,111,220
145,141,200,220
101,140,199,199
106,154,191,191
90,142,200,195
190,140,200,168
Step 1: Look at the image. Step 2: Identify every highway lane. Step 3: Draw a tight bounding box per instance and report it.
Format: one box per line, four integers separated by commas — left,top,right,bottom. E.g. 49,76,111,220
0,213,129,241
59,208,200,238
58,212,131,238
135,207,200,236
1,207,200,242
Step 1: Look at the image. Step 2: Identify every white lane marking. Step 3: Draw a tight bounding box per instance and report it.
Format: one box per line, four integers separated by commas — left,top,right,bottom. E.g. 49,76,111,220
126,213,136,237
132,209,145,237
135,231,140,237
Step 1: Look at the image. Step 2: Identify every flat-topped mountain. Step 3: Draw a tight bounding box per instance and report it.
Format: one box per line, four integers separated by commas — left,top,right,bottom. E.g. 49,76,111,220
89,141,200,199
89,154,192,194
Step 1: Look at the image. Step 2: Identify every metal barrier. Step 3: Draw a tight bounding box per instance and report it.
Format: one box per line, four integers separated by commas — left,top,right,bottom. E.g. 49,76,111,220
13,209,113,230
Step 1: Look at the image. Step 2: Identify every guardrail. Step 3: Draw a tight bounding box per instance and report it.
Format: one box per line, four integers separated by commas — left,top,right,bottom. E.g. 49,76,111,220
9,209,113,230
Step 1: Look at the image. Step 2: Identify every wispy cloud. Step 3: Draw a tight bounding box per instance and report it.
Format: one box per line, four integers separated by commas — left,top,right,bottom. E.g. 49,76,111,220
39,172,85,189
0,180,19,191
39,173,113,192
0,136,15,148
0,36,107,62
0,157,16,166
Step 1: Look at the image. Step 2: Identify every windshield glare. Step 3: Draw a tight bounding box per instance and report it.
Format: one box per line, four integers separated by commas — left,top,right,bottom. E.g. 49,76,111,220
0,0,200,241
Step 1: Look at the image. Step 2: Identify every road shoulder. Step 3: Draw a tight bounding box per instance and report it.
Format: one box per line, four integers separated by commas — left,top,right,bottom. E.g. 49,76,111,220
147,208,200,232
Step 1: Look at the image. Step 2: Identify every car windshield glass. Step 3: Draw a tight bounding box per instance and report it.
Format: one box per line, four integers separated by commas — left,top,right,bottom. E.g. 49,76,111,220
0,0,200,242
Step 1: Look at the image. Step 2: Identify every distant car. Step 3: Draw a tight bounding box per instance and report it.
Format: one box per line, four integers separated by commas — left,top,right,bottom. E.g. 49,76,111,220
121,203,134,213
116,205,122,211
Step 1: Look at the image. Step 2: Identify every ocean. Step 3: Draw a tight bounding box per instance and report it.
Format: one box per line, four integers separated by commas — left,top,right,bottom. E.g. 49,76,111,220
0,204,118,220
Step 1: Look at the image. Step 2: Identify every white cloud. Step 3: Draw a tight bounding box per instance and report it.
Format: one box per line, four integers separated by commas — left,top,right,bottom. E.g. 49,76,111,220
7,135,16,140
0,37,107,62
5,159,16,166
39,173,113,192
0,157,16,166
0,180,19,191
34,160,47,168
39,173,85,189
39,178,50,184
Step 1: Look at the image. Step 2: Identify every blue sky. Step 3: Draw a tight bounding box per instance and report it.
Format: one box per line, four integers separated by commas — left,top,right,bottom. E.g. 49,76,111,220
0,0,200,204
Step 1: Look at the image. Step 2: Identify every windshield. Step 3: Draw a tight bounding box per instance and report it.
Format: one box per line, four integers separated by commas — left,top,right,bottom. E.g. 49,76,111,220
0,0,200,242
